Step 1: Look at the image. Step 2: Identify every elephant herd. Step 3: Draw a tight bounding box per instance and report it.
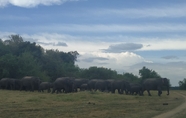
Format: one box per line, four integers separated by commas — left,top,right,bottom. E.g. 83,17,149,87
0,76,170,96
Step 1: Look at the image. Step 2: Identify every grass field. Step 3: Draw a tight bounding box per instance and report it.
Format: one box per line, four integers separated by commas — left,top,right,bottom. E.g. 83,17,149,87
0,90,185,118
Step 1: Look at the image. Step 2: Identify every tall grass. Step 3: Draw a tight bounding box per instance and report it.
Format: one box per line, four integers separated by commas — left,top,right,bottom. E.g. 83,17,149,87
0,90,185,118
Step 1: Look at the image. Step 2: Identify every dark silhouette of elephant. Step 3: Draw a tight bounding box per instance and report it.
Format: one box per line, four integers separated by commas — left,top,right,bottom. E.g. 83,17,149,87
80,84,88,91
39,82,53,93
111,80,129,94
0,78,20,90
20,76,41,92
142,78,170,96
52,77,75,94
0,78,11,89
72,79,88,92
95,80,112,92
87,79,99,91
128,83,142,95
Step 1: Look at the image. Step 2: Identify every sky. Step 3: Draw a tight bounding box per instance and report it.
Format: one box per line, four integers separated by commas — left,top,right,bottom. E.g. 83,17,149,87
0,0,186,86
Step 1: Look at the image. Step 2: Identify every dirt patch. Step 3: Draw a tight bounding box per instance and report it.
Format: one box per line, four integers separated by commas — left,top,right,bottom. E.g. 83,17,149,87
153,92,186,118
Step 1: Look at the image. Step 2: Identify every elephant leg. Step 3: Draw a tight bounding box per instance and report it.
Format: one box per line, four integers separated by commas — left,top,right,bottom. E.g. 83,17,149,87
120,89,124,94
157,86,162,96
158,91,162,96
48,88,51,93
147,89,151,96
158,90,162,96
111,88,115,93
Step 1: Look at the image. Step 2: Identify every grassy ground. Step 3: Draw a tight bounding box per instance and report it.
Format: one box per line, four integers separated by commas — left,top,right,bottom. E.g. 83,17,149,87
169,91,186,118
0,90,185,118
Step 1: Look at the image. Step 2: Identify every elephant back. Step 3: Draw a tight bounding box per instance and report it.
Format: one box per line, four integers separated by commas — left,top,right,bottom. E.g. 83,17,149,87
52,77,75,93
20,76,41,91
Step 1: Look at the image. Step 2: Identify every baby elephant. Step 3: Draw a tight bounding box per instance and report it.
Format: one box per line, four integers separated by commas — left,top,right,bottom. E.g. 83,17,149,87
39,82,53,93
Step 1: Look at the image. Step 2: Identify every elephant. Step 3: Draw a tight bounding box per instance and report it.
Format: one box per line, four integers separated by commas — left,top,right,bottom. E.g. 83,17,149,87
128,83,142,95
72,79,88,92
20,76,41,92
39,82,53,93
0,78,20,90
0,78,11,89
52,77,75,94
142,78,170,96
87,79,99,91
111,80,130,94
80,84,88,91
95,80,112,92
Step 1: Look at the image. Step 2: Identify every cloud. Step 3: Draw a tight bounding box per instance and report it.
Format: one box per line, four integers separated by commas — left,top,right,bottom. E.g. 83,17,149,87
1,32,186,52
80,57,109,63
0,0,82,8
102,43,143,53
93,4,186,18
54,42,68,46
76,51,147,70
162,56,179,60
25,23,186,33
37,41,68,47
37,42,54,46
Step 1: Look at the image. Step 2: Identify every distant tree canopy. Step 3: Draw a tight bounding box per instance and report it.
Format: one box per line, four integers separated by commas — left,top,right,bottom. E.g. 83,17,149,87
0,35,79,81
178,78,186,90
0,34,167,83
139,66,161,81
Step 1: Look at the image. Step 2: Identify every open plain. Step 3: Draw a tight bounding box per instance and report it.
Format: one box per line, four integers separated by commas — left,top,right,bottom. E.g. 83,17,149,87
0,90,186,118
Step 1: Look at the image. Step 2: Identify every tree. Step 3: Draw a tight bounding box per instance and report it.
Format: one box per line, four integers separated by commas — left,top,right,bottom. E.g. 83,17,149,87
121,73,140,83
179,78,186,90
80,66,118,79
139,66,161,82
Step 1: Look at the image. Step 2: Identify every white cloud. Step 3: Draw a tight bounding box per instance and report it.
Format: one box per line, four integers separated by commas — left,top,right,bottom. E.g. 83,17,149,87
76,51,146,70
140,39,186,51
93,4,186,18
25,23,186,33
1,32,186,51
0,0,81,8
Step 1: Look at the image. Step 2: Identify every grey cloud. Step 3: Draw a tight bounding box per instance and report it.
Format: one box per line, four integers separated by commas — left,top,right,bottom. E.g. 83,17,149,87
37,42,54,45
102,43,143,53
37,41,67,47
54,42,68,46
146,44,151,47
80,57,109,63
162,56,179,60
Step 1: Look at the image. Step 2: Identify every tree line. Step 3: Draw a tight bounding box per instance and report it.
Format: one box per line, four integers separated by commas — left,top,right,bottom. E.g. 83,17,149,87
0,34,179,88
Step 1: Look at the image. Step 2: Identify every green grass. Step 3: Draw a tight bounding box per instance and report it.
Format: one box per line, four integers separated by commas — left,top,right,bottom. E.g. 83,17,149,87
0,90,185,118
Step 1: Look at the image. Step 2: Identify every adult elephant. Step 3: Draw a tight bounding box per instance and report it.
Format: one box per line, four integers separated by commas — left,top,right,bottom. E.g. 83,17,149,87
128,83,142,95
0,78,19,90
95,80,112,92
39,82,53,93
80,84,88,91
87,79,99,91
72,79,88,92
0,78,11,89
142,78,170,96
52,77,75,94
111,80,129,94
20,76,41,92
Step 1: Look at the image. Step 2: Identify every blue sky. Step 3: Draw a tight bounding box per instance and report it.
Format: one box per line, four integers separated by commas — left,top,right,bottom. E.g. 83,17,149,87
0,0,186,86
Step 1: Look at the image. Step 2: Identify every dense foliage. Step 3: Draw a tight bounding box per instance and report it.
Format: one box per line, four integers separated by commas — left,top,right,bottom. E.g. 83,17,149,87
178,78,186,90
0,35,164,83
